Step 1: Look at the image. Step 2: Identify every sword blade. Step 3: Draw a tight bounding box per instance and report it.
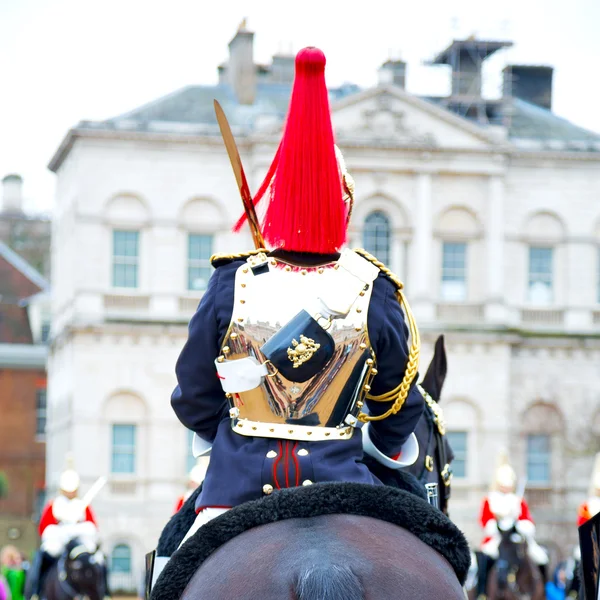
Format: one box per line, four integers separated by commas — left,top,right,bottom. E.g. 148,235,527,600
213,100,265,249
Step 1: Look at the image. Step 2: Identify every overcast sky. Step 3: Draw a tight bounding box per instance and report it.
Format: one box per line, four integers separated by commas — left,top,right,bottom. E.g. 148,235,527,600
1,0,599,213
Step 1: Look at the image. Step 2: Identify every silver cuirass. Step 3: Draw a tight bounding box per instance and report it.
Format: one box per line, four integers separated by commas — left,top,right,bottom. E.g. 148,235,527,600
216,250,381,442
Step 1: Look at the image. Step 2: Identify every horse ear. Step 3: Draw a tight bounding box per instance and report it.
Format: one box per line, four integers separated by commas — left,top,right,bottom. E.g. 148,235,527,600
420,335,448,402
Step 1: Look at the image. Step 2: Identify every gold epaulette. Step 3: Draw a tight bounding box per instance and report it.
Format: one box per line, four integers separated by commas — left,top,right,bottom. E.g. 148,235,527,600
210,248,268,268
353,248,421,423
353,248,404,291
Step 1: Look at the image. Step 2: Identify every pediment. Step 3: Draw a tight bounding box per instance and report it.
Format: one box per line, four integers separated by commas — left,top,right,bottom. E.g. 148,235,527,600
331,85,498,150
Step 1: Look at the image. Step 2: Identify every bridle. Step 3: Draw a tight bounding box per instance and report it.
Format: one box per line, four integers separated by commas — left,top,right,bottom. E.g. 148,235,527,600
417,387,452,511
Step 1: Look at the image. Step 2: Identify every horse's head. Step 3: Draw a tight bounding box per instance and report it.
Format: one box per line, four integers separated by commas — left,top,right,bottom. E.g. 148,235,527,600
421,335,447,402
63,537,102,589
414,336,454,514
496,523,528,591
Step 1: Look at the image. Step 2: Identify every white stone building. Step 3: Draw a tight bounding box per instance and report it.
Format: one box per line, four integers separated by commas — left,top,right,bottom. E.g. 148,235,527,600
47,27,600,586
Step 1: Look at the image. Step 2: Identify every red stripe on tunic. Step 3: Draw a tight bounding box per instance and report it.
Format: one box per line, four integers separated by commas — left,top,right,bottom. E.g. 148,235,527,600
292,443,300,487
273,441,283,490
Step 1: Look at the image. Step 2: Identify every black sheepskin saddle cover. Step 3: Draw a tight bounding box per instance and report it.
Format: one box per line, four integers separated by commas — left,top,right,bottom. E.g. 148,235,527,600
152,482,470,600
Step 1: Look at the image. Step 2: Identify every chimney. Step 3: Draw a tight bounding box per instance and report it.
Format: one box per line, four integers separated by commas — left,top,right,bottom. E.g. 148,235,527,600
430,39,512,98
378,60,407,88
227,20,256,105
269,54,295,84
2,174,24,213
503,65,553,110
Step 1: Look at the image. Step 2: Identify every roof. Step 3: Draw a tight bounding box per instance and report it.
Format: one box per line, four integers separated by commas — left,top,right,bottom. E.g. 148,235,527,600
0,240,49,291
49,78,600,171
507,98,600,150
424,96,600,151
0,343,47,369
86,81,359,135
0,241,48,344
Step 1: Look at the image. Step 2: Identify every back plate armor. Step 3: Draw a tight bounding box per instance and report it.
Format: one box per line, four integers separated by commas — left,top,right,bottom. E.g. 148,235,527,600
216,251,380,442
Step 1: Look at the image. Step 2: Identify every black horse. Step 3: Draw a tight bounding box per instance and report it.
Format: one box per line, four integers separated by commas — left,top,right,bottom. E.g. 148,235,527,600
39,538,107,600
361,335,454,513
152,483,471,600
405,335,453,514
468,525,545,600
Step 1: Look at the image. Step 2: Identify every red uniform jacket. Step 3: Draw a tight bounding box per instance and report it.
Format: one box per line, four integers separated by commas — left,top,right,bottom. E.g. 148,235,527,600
479,495,533,545
174,496,185,514
577,501,595,527
38,501,97,536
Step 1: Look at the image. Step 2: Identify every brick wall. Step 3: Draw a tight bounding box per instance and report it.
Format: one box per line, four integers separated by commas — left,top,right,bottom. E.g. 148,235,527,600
0,367,46,550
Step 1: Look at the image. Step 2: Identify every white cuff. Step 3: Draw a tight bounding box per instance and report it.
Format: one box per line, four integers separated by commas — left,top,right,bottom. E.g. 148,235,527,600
484,519,499,536
215,356,268,393
192,433,212,457
515,519,535,537
362,426,419,469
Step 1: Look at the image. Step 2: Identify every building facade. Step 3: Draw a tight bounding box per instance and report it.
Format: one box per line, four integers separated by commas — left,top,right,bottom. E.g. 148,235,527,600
0,241,49,554
0,175,52,279
46,26,600,584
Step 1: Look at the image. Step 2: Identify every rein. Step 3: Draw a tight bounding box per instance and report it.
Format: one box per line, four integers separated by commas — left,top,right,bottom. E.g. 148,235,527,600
416,389,452,510
57,555,80,598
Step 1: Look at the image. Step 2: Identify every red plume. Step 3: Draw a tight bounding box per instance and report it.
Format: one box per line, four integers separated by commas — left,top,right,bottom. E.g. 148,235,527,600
233,47,346,253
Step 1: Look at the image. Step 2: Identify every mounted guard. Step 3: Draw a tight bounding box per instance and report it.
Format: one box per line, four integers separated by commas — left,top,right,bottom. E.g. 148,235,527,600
169,45,424,547
174,457,209,514
577,452,600,526
27,460,107,600
475,452,548,598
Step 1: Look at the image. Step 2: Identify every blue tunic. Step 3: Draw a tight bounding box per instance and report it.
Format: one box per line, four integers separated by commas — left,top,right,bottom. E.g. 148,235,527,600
171,252,425,509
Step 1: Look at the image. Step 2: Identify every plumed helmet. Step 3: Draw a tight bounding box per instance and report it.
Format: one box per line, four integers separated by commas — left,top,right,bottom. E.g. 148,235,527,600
60,469,80,493
59,453,80,493
493,450,516,490
233,47,348,254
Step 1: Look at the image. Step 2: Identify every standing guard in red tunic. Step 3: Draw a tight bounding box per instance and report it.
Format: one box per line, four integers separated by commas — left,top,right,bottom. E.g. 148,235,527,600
174,457,210,514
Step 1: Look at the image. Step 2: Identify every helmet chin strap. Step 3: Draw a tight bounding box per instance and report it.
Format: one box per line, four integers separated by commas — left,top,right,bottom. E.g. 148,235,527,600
334,145,355,227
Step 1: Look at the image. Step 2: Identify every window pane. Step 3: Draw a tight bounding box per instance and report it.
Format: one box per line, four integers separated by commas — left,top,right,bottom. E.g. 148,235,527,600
446,431,467,478
41,322,51,344
528,247,553,304
363,212,391,265
112,425,136,474
111,544,132,573
441,242,467,301
113,230,139,288
188,234,213,291
527,434,550,483
36,389,47,436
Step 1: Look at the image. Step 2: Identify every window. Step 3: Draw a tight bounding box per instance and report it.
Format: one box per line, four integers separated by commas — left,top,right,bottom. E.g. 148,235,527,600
188,234,213,291
187,429,196,474
441,242,467,301
527,434,551,484
111,544,132,573
41,321,51,344
528,246,553,304
36,389,47,437
113,230,139,288
111,425,136,474
446,431,467,478
34,489,46,521
363,212,391,265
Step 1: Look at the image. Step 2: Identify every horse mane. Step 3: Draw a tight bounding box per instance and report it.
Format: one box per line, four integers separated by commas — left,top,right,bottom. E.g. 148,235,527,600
295,564,364,600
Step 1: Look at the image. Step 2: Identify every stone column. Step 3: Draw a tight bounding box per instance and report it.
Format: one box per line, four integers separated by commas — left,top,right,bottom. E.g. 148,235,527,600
485,175,507,323
565,242,593,329
411,171,435,322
